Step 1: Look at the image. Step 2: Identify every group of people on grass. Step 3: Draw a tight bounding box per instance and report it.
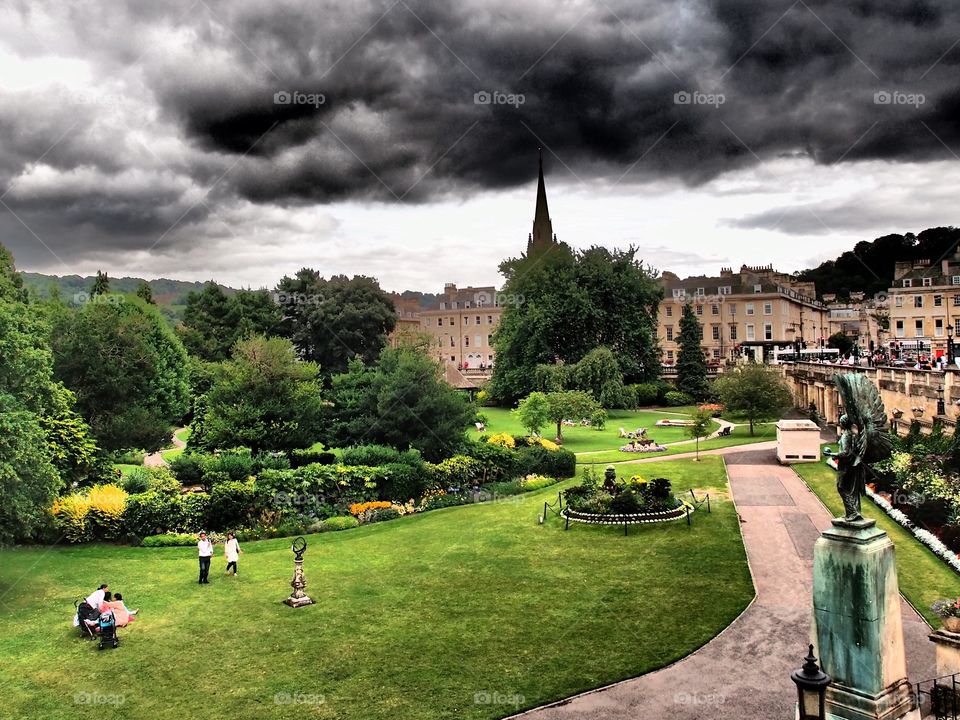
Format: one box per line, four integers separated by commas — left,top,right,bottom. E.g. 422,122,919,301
197,531,242,584
77,583,139,630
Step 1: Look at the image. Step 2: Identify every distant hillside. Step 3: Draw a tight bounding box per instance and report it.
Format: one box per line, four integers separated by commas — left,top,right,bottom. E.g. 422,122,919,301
19,273,238,325
795,226,960,300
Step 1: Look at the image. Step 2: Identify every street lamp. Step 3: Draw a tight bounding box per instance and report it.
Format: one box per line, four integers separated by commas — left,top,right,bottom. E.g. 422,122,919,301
791,644,831,720
948,325,955,367
938,385,946,417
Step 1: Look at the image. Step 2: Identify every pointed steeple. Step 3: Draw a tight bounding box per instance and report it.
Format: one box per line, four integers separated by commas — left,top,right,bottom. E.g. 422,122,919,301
528,148,555,254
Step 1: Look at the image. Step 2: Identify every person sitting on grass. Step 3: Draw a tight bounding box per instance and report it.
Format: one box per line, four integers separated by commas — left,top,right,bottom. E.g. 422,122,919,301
85,584,109,612
102,593,138,627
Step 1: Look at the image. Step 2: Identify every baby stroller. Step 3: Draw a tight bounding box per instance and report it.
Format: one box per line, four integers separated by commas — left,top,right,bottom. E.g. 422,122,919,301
75,599,99,639
97,609,119,650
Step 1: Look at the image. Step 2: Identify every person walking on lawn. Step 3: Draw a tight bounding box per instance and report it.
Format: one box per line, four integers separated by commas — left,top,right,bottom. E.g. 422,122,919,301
224,532,242,577
197,532,213,584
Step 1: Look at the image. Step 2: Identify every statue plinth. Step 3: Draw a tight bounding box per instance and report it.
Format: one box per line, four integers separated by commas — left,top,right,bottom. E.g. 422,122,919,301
813,523,917,720
283,537,315,608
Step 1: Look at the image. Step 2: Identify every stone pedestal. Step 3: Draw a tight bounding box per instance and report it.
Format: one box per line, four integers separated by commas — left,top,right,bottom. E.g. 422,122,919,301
812,519,917,720
930,629,960,678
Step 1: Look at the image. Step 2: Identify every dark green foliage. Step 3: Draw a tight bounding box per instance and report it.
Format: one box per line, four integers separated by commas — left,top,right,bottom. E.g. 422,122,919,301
368,507,402,523
339,444,421,468
289,448,336,468
122,468,152,494
676,303,709,400
491,244,662,402
136,281,154,304
322,516,359,531
207,480,259,530
827,332,854,356
177,283,281,362
374,463,426,502
51,295,190,452
169,453,204,486
276,270,397,376
459,441,520,483
664,390,694,406
516,445,577,478
714,364,793,434
629,382,661,407
201,335,326,453
610,490,644,514
123,489,184,538
325,347,474,461
90,270,110,297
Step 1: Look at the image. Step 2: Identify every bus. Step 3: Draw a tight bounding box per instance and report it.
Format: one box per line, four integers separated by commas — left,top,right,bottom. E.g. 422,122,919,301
771,347,841,364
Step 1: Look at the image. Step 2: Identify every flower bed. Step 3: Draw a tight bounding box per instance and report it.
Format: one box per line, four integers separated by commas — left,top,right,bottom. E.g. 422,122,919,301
619,443,667,453
866,486,960,574
561,502,692,525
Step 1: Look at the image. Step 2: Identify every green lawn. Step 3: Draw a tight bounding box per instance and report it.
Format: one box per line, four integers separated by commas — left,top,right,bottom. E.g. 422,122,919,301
0,457,752,720
479,406,716,453
576,423,777,466
793,460,960,626
174,427,191,444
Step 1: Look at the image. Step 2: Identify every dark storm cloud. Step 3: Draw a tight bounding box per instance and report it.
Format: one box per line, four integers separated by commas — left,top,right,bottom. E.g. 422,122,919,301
2,0,960,268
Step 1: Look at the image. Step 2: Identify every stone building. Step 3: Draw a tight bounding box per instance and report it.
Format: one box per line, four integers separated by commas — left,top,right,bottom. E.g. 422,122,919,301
657,265,828,364
887,251,960,359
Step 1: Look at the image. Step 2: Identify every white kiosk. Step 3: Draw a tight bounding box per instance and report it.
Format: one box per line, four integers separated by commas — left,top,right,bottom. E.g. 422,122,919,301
775,419,821,464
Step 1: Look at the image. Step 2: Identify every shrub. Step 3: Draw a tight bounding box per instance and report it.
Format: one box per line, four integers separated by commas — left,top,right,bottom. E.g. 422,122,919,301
322,516,359,532
520,474,559,491
114,449,146,465
630,383,660,407
208,480,259,531
664,390,694,407
517,445,576,478
610,490,644,514
427,455,483,489
290,448,337,468
180,492,210,531
122,467,152,494
368,507,402,523
123,491,184,538
460,441,519,483
253,452,290,472
51,493,92,543
211,451,255,483
486,432,516,448
169,453,204,486
141,533,197,547
590,409,607,430
86,485,128,540
145,467,180,493
373,462,426,503
527,436,560,451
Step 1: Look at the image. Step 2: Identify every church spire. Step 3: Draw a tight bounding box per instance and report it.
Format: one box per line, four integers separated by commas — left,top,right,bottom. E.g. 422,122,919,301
528,147,555,254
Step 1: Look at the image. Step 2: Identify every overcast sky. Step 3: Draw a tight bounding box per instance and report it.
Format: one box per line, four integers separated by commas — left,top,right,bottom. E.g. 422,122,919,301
1,0,959,292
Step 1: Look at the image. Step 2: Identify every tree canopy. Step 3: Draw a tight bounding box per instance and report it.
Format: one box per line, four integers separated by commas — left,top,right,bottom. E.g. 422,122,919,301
276,270,396,376
713,364,793,434
676,302,709,400
491,244,661,402
177,283,281,362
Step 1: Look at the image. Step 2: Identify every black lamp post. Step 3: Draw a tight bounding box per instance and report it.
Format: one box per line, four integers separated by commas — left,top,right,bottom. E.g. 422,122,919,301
948,325,955,367
938,385,946,417
791,644,831,720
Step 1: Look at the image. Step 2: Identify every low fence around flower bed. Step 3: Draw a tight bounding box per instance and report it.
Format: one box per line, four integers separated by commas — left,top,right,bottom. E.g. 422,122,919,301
557,490,710,536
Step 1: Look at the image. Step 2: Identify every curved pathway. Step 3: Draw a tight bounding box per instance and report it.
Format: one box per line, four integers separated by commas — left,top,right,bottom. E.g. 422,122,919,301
509,445,935,720
143,428,187,467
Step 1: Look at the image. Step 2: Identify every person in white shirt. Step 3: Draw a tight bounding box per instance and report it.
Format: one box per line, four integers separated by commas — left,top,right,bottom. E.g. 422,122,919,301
197,532,214,584
85,584,109,611
224,532,242,577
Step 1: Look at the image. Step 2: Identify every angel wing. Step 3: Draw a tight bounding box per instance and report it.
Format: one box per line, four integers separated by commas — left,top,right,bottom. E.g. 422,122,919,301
834,372,892,464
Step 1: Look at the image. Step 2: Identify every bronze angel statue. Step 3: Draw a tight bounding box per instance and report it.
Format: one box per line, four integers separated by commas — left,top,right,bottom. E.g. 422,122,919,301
833,373,892,523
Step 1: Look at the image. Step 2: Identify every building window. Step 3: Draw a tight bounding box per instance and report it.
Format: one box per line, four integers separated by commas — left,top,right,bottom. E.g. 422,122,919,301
923,277,932,287
936,318,944,337
449,317,454,325
711,304,719,315
436,317,443,326
666,350,674,361
666,326,674,341
464,336,470,347
746,303,755,315
713,349,721,359
475,335,482,346
955,319,960,336
476,315,481,324
464,316,469,325
914,295,923,308
903,279,912,287
672,288,684,298
450,336,456,347
451,355,455,361
700,326,705,340
729,325,737,340
763,302,773,315
712,325,720,340
488,315,493,324
746,324,755,340
487,334,492,344
915,319,924,337
666,305,673,317
954,295,960,307
696,287,705,296
764,323,773,340
719,286,732,295
894,296,903,307
953,275,960,285
895,320,904,338
696,304,703,316
464,301,471,308
935,295,943,307
729,303,737,315
753,284,762,293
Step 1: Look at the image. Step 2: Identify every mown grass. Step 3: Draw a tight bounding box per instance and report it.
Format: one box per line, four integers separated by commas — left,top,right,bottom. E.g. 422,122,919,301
0,457,751,720
793,460,960,626
576,423,777,465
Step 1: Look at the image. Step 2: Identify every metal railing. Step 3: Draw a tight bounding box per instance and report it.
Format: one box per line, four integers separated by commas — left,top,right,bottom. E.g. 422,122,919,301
915,672,960,719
